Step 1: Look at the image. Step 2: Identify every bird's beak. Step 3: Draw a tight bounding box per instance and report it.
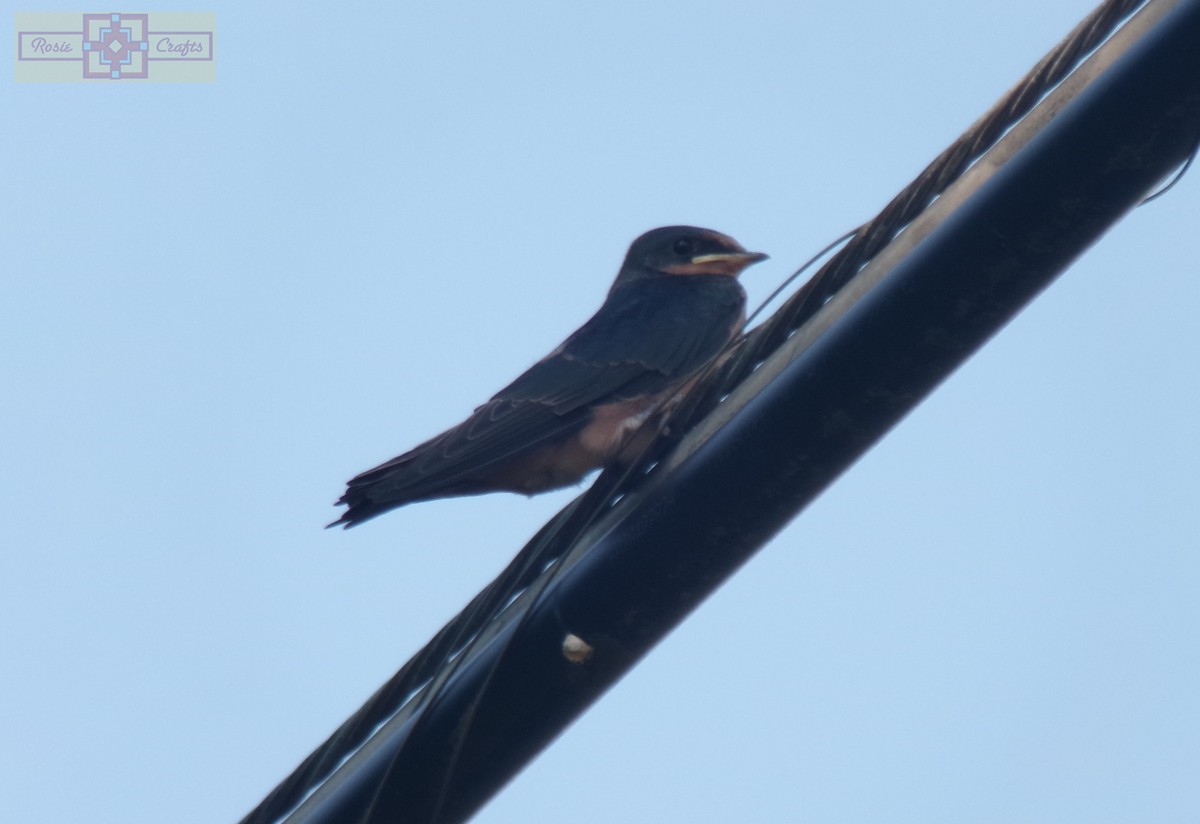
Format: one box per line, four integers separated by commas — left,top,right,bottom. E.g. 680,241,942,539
690,251,769,266
685,250,769,276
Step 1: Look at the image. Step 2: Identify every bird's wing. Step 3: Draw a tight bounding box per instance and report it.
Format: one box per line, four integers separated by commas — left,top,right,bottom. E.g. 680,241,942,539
338,276,745,513
497,275,745,411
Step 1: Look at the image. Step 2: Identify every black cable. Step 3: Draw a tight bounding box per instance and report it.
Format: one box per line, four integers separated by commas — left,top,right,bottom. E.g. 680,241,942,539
237,2,1153,821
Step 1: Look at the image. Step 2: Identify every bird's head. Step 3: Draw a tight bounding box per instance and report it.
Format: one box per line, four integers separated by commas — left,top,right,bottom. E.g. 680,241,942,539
614,226,768,288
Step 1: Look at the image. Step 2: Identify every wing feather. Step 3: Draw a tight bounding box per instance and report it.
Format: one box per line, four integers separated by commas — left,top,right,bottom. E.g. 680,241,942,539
498,276,745,410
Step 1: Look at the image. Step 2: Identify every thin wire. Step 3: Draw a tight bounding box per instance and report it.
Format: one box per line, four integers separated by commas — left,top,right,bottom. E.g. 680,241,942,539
743,228,859,329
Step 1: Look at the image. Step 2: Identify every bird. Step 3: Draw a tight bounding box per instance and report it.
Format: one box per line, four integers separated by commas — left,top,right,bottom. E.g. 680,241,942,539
329,225,767,528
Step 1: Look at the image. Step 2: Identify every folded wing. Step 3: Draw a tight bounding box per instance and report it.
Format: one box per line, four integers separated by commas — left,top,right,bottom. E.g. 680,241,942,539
332,276,745,525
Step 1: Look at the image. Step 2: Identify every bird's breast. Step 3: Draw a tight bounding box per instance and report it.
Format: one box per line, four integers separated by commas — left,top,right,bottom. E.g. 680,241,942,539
578,397,660,458
479,396,663,496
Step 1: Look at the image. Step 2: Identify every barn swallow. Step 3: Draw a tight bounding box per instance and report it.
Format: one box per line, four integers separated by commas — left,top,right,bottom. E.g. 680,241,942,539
329,226,767,528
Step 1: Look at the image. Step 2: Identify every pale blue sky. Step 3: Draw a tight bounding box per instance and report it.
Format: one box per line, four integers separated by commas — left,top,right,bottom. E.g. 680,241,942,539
3,2,1198,822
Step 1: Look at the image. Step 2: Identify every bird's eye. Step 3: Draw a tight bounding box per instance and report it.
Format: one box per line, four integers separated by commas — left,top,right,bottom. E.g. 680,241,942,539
672,238,695,257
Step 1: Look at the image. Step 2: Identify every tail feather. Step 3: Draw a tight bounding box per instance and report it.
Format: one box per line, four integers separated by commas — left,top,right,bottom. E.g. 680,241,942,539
328,454,494,529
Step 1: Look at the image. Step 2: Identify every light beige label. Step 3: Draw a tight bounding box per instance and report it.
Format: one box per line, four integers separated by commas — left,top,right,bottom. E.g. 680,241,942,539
15,12,215,82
